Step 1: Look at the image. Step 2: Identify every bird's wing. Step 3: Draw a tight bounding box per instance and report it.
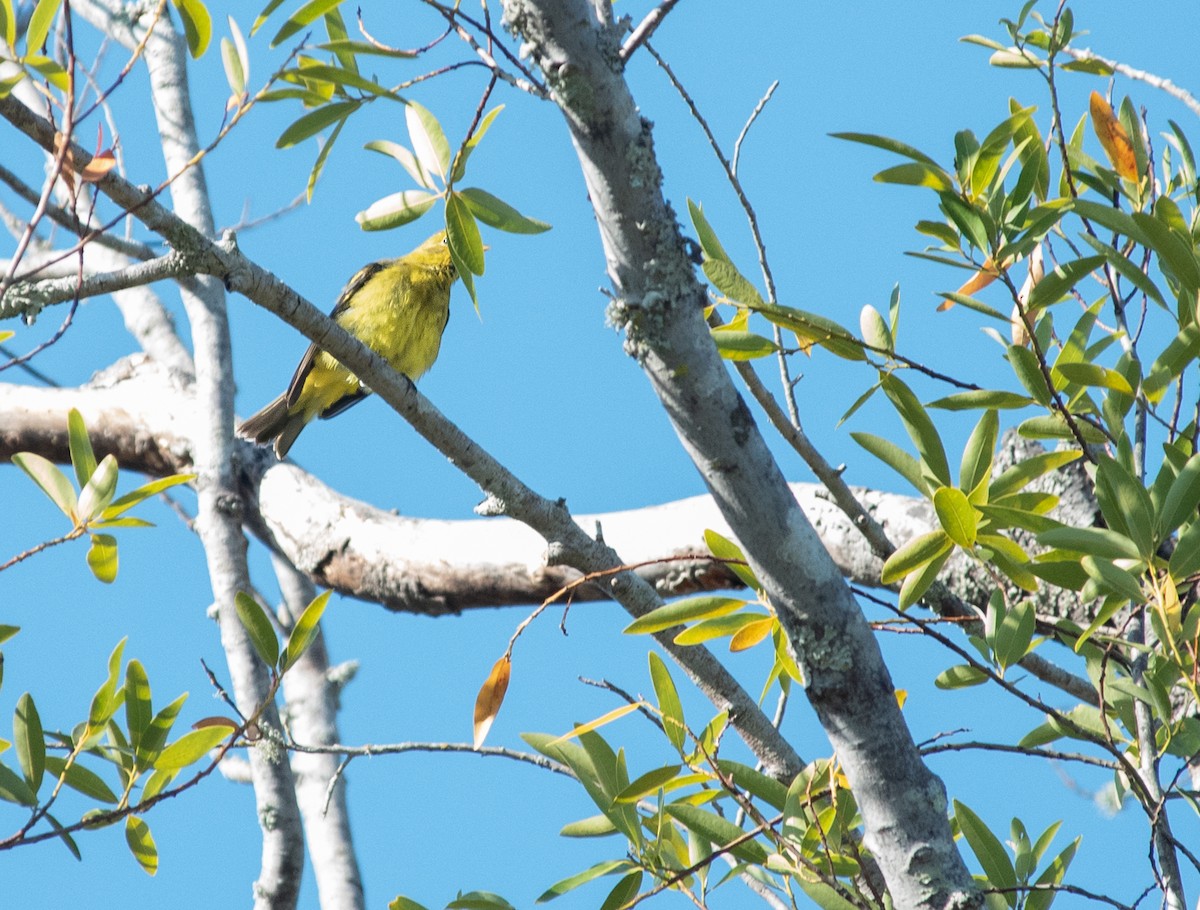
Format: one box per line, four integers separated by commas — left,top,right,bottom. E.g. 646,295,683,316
284,261,386,409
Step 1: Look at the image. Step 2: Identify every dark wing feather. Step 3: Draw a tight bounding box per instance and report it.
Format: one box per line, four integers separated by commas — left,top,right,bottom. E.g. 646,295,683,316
319,389,369,420
284,261,387,409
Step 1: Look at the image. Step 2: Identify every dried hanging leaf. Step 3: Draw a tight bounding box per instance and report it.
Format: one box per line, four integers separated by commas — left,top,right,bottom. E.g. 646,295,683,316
1011,243,1043,346
80,150,116,183
472,655,511,749
1089,91,1138,181
938,254,1011,312
895,689,908,709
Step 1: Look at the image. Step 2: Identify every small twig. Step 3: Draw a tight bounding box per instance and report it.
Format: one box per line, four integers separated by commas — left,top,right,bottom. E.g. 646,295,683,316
732,81,778,178
1064,48,1200,119
618,0,683,62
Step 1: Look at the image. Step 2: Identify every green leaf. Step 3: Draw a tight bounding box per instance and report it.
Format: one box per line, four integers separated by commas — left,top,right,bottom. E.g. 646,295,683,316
994,599,1035,670
960,410,998,497
933,487,977,548
686,199,732,263
1054,362,1134,395
1007,344,1051,406
281,590,331,672
1170,520,1200,580
648,653,685,751
1027,837,1080,910
874,162,953,191
0,625,18,645
851,432,929,496
170,0,211,57
86,534,119,583
14,693,45,794
954,801,1017,898
77,454,119,523
859,304,892,351
990,450,1081,498
1144,324,1200,404
364,139,431,188
928,389,1033,410
305,115,345,202
1037,527,1142,561
881,530,953,585
234,592,280,669
559,814,618,837
124,660,152,750
12,452,78,519
24,0,62,65
755,303,864,360
1078,232,1165,309
1026,255,1105,311
284,63,397,98
598,873,641,910
673,612,769,646
459,187,550,234
388,897,433,910
406,100,450,182
355,189,438,232
1017,414,1107,445
710,327,778,360
623,596,747,635
665,803,768,864
44,756,119,804
1157,453,1200,538
125,816,158,875
276,100,360,148
269,0,341,46
703,258,764,307
102,473,194,519
614,764,681,802
138,693,187,770
221,15,250,97
317,39,416,59
1094,456,1156,558
0,761,36,805
537,860,633,903
0,0,15,47
899,548,950,609
154,726,232,771
452,105,504,182
934,665,988,689
829,131,942,167
446,192,486,275
881,374,951,486
703,529,760,591
1080,555,1145,605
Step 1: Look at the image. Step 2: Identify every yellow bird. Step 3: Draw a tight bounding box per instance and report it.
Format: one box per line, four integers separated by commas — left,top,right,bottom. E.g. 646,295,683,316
238,231,458,458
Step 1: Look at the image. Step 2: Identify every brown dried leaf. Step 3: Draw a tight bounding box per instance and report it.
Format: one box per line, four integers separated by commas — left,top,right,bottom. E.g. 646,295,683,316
1089,91,1139,181
473,655,511,749
191,716,240,731
938,254,1010,312
80,150,116,183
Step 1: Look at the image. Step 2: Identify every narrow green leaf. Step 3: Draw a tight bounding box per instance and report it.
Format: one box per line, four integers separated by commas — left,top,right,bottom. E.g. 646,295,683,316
284,63,397,98
276,100,360,148
1078,232,1165,308
0,761,36,805
898,549,951,609
755,302,864,360
102,473,194,519
389,897,434,910
960,410,998,496
452,105,504,182
459,187,550,234
14,693,45,794
994,599,1035,669
446,192,486,275
954,801,1017,896
12,452,77,519
1017,414,1107,444
1026,255,1105,311
703,258,764,307
648,652,685,751
1026,837,1080,910
124,660,152,749
934,665,988,689
23,0,61,63
170,0,212,57
154,726,232,771
559,815,618,837
138,693,187,770
673,612,769,646
269,0,341,46
1094,456,1156,558
1170,520,1200,580
1144,324,1200,404
1037,527,1141,561
881,530,953,585
703,529,760,591
829,131,943,167
234,592,280,669
851,432,929,496
881,374,951,486
665,803,768,864
991,450,1081,498
356,189,438,232
928,390,1033,411
537,860,633,903
874,162,954,191
281,590,331,672
0,0,15,47
614,764,681,802
406,100,450,182
598,873,641,910
624,596,747,635
77,454,119,523
1007,344,1051,406
710,327,779,360
364,139,431,188
933,487,977,548
125,816,158,875
44,756,119,804
686,199,732,263
86,534,119,583
1080,555,1145,605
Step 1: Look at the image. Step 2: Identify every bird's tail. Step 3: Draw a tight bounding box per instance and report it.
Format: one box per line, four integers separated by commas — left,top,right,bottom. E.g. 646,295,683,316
237,394,308,459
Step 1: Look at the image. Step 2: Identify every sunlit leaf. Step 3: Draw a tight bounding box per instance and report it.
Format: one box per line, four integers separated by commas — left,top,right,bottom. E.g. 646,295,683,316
1089,91,1139,181
281,590,331,672
233,592,280,669
125,816,158,875
170,0,212,57
473,655,511,749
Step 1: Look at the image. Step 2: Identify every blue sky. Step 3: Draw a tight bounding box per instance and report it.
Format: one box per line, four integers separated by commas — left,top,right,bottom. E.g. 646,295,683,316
3,1,1200,907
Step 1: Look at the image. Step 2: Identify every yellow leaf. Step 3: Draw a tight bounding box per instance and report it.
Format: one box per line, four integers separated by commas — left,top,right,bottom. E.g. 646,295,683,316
547,702,641,746
729,617,774,652
1089,91,1139,181
894,689,908,709
80,149,116,183
472,655,511,749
